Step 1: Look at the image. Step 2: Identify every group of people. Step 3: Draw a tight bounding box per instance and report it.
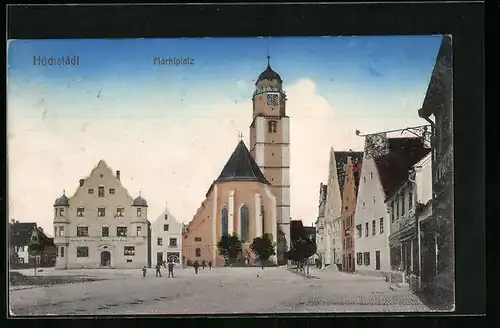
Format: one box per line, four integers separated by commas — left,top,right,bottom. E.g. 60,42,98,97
141,259,213,278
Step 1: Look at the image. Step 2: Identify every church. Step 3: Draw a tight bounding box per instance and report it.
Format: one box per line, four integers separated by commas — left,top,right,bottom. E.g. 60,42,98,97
182,58,291,266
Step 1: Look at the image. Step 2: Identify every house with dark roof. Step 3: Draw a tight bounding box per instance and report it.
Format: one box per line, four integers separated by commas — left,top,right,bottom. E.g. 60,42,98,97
182,140,278,266
9,221,57,268
354,136,430,278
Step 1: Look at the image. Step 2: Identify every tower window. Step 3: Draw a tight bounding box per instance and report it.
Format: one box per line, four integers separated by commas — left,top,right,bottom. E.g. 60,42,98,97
268,121,277,133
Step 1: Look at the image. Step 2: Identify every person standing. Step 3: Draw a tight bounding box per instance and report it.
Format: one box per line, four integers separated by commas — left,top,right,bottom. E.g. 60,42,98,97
202,260,206,270
208,260,212,270
193,260,200,274
142,266,147,278
155,263,162,277
168,261,175,278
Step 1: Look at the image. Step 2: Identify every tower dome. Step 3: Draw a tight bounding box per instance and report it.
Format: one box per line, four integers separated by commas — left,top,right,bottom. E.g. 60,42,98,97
54,191,69,207
132,195,148,207
255,56,282,85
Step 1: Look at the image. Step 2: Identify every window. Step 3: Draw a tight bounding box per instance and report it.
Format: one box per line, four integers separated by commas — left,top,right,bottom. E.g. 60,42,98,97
75,207,84,217
59,226,65,236
136,226,142,236
117,227,127,237
356,224,362,238
102,226,109,237
391,201,395,223
396,197,399,219
77,226,89,237
195,237,202,242
165,214,168,220
370,172,373,180
98,186,105,197
195,248,201,257
163,224,169,232
137,208,142,217
59,208,65,216
363,252,371,266
116,207,124,217
169,238,177,247
77,246,89,258
372,220,376,236
379,217,384,234
124,246,135,256
357,252,362,265
240,205,250,242
268,121,277,133
54,227,58,236
401,193,406,216
88,188,94,194
109,188,115,194
365,223,369,237
98,208,106,217
19,257,24,264
126,259,132,263
221,207,229,236
409,188,413,210
60,246,64,257
157,238,163,246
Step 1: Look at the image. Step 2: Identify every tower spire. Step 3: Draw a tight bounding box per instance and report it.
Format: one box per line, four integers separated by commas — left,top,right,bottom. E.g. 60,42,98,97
238,131,244,142
267,55,271,67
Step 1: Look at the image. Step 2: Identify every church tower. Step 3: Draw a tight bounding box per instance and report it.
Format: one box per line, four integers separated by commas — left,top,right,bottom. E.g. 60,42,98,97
249,57,291,261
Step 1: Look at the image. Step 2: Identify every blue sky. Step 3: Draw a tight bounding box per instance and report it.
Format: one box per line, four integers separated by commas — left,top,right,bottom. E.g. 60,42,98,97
7,36,443,232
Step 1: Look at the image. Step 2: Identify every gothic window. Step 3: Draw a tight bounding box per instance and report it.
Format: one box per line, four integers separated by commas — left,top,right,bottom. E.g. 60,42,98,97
268,121,277,133
240,205,250,242
221,206,229,236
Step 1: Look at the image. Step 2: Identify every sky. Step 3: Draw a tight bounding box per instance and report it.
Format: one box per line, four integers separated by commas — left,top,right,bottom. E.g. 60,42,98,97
7,36,443,233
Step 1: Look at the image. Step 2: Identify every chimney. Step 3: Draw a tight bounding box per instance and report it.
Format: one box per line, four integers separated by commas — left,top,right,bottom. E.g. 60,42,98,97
79,179,84,187
116,170,121,180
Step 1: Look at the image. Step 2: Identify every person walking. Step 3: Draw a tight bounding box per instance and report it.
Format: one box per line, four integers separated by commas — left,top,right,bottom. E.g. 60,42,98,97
168,261,175,278
142,266,147,278
155,263,162,277
202,260,206,270
208,260,212,270
193,260,200,274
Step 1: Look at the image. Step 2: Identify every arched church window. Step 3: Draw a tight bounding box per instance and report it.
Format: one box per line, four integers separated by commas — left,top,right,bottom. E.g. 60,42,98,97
221,206,229,236
240,205,250,242
261,205,265,236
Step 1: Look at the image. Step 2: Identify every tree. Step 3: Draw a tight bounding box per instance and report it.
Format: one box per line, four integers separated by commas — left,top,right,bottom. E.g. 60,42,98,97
286,237,317,275
217,233,242,266
250,233,276,270
28,229,44,276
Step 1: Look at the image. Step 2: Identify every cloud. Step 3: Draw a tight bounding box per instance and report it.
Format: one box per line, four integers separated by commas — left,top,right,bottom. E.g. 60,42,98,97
7,77,424,233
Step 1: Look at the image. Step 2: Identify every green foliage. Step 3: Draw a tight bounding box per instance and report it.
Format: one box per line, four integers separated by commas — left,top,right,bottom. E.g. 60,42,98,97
285,238,317,262
217,233,242,263
250,233,276,263
28,229,44,255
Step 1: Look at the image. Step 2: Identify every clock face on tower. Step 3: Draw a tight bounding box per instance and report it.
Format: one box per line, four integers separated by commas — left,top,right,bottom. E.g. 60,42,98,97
267,94,279,105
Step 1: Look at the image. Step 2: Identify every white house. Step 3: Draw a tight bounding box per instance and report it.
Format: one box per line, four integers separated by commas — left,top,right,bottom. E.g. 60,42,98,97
53,160,151,269
151,204,183,267
353,151,391,276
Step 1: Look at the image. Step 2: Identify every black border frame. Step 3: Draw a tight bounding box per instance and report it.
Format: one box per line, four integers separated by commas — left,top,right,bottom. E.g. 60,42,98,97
5,1,486,325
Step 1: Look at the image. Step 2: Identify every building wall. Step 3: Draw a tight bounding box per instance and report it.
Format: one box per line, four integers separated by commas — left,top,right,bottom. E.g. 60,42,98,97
353,155,391,274
151,205,183,267
183,181,277,266
341,157,358,272
53,161,149,269
323,148,343,265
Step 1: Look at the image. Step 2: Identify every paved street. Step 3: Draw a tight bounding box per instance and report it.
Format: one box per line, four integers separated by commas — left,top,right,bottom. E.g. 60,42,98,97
9,266,431,315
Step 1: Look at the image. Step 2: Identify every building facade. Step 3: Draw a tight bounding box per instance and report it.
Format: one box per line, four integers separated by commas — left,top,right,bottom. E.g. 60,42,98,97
315,183,327,266
9,222,56,268
53,160,151,269
341,156,362,273
353,142,391,276
387,153,432,291
182,140,278,266
249,58,291,262
151,204,183,267
418,35,454,309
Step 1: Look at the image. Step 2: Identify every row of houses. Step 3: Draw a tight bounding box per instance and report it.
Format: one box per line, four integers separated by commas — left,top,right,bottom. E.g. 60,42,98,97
315,36,453,309
10,160,186,270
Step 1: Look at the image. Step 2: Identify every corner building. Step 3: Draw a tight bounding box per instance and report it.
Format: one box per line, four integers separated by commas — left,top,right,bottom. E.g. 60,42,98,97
53,160,151,269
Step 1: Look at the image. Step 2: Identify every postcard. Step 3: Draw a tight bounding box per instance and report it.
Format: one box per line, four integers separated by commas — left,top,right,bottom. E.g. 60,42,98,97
7,35,454,315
